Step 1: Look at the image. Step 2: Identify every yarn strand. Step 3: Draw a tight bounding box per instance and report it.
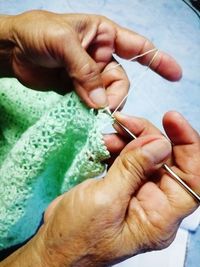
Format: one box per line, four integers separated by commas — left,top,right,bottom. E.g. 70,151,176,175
111,49,159,115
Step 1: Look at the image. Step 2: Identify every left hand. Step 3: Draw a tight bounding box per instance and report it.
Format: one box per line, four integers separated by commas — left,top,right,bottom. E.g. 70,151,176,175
0,10,182,109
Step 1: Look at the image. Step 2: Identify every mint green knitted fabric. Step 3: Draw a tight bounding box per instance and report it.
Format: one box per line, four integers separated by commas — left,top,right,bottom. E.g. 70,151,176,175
0,78,111,250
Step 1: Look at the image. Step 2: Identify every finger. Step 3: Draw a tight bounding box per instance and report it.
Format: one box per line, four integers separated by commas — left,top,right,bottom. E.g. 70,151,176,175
104,135,171,198
104,132,133,168
104,133,127,154
114,112,161,137
163,111,200,145
114,27,182,81
104,112,162,156
156,111,200,214
62,33,108,108
102,60,130,110
127,181,170,224
162,111,200,193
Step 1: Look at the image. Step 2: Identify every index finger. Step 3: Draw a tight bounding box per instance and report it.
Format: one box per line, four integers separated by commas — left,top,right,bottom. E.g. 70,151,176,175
114,26,182,81
114,112,161,137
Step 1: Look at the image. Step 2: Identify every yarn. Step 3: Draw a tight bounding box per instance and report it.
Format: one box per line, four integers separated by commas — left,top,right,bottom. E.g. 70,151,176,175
0,48,158,249
0,78,111,249
112,49,159,115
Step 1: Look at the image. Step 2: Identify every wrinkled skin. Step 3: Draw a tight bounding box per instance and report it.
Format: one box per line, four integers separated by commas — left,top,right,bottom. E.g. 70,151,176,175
32,111,199,267
1,10,199,267
0,10,181,109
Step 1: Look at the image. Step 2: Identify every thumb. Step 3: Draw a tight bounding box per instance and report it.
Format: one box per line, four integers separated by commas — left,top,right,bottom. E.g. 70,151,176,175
63,35,108,108
105,135,172,197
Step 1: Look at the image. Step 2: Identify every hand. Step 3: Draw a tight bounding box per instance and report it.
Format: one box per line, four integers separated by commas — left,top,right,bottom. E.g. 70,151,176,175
0,10,182,109
26,111,198,267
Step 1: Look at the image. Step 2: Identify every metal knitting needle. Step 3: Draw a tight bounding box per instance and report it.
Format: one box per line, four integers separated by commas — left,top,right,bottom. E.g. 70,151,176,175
115,119,200,203
101,48,200,203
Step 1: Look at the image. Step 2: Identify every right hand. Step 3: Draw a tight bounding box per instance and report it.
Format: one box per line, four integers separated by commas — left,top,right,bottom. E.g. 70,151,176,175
2,112,199,267
33,111,199,267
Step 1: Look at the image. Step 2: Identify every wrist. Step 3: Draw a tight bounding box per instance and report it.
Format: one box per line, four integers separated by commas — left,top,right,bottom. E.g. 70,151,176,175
0,14,15,77
1,227,46,267
41,220,99,267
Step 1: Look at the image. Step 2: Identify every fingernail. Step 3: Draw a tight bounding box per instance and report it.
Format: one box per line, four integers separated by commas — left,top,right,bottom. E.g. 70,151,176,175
89,88,108,107
142,139,171,164
114,111,126,118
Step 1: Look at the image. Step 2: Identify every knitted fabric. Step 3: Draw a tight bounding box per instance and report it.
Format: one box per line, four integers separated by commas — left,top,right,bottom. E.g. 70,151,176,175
0,78,111,250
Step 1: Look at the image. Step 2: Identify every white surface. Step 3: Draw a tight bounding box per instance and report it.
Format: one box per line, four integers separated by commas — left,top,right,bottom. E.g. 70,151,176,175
181,207,200,232
114,228,188,267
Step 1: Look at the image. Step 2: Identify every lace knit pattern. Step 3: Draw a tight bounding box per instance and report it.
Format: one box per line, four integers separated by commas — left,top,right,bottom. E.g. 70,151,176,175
0,78,111,249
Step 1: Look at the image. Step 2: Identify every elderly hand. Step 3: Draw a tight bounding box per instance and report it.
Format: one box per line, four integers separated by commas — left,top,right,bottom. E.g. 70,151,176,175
0,10,182,109
7,111,196,267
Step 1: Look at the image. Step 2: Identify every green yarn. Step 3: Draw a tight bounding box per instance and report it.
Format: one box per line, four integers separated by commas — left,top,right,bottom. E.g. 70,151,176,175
0,78,111,249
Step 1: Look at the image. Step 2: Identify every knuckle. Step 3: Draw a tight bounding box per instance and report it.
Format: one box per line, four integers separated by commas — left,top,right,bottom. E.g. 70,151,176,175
78,179,113,209
50,27,72,42
117,151,146,188
43,28,73,57
140,117,150,127
108,62,129,81
139,38,151,55
74,62,100,86
139,118,152,134
94,196,112,211
93,189,113,209
96,14,109,23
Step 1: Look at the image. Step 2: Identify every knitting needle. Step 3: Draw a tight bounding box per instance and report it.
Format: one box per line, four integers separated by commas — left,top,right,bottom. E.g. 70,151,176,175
114,119,200,203
101,47,200,203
